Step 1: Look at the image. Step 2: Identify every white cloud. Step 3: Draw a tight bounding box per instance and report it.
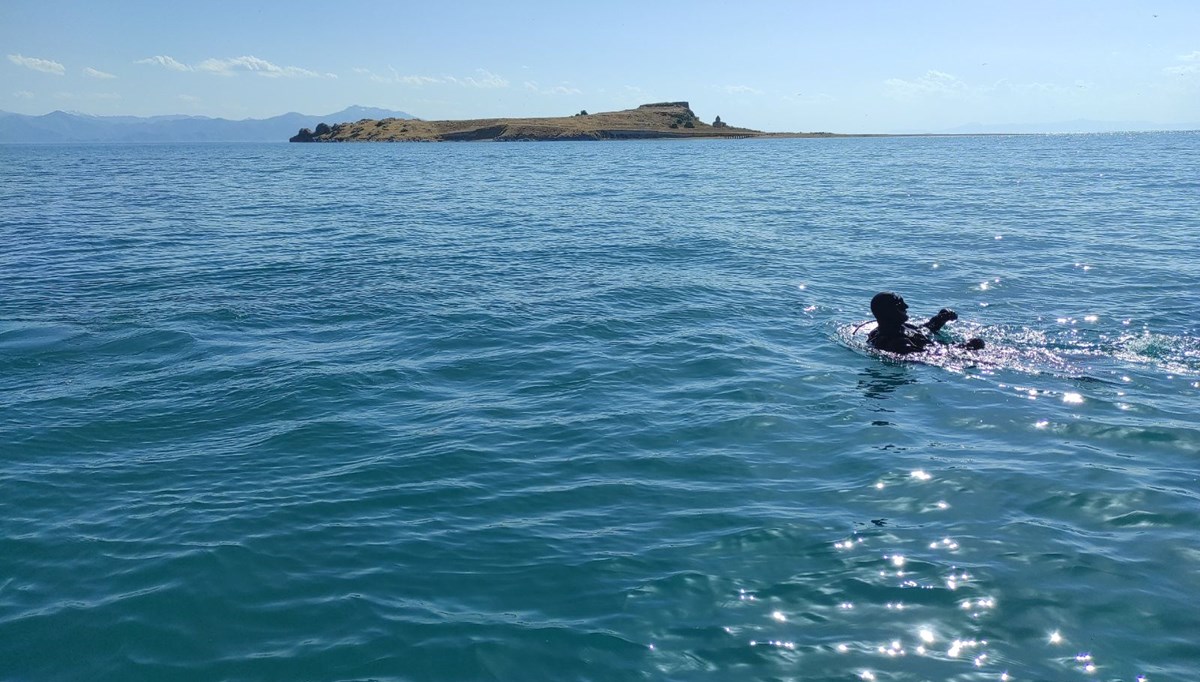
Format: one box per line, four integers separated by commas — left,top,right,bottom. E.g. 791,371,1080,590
196,55,329,78
524,81,582,95
178,94,200,103
136,54,331,78
399,75,439,85
83,67,116,79
445,69,509,88
1165,52,1200,76
136,55,192,71
53,91,120,101
362,66,441,85
885,70,966,99
8,54,65,75
14,90,34,98
361,67,508,88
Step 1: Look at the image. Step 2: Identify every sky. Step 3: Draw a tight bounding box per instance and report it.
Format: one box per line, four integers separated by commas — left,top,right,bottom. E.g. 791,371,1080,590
2,0,1198,133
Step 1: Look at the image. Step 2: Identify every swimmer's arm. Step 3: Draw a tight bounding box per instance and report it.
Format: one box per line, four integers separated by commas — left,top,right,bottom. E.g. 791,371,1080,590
922,308,958,334
922,310,986,350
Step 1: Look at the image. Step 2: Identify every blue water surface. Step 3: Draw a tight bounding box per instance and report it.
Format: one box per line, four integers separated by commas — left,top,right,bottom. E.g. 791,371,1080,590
2,134,1199,681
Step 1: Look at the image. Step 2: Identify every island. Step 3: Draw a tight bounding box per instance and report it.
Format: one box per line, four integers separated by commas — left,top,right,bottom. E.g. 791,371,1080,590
289,102,835,142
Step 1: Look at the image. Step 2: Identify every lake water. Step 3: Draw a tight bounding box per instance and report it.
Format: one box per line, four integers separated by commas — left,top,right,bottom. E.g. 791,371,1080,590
2,134,1198,681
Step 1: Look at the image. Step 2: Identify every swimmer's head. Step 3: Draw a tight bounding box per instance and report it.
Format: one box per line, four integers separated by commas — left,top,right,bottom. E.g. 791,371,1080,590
871,291,908,324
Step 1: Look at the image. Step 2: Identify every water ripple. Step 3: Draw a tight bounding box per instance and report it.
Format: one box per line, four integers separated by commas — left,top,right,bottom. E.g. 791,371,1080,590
2,135,1197,681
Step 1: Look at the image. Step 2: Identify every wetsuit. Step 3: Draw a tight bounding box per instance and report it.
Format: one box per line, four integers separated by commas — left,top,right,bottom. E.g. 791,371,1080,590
867,323,937,355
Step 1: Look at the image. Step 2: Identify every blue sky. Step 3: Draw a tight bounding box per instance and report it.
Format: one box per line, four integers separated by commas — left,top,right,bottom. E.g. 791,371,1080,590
3,0,1198,133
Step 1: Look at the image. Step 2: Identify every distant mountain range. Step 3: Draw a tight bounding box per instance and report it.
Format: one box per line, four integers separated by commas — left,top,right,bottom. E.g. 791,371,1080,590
0,106,415,143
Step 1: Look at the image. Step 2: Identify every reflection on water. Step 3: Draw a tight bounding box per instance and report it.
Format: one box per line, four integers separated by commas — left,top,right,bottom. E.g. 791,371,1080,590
858,364,916,401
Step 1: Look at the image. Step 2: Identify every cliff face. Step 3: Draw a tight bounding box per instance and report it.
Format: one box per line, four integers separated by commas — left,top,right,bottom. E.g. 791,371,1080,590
290,103,764,142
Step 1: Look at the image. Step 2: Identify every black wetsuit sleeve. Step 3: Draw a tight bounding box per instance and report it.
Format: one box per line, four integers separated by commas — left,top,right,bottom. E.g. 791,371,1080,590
922,309,957,334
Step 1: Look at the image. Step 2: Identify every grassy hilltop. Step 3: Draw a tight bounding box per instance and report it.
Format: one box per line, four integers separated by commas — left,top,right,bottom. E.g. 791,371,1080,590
290,102,827,142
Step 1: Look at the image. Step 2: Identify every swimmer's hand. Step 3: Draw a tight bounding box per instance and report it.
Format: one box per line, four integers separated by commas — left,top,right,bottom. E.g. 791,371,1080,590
925,308,959,333
935,308,958,323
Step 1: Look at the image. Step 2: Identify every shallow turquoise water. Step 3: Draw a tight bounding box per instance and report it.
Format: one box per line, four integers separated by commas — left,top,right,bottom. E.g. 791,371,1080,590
2,134,1198,681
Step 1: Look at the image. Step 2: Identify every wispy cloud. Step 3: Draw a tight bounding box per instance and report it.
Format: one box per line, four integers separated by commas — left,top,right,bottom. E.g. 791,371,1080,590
8,54,65,75
401,75,441,85
445,69,509,89
14,90,35,99
53,91,120,101
362,66,442,85
1164,51,1200,76
884,70,966,99
1024,80,1087,93
359,67,509,88
136,54,333,78
83,67,116,79
196,56,333,78
136,55,192,71
524,81,582,95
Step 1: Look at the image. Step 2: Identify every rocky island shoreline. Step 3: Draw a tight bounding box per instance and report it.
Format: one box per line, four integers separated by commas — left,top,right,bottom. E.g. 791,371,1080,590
290,102,836,143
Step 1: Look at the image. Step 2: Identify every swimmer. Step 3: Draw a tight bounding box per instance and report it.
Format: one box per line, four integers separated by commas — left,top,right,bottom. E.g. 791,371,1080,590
867,291,985,355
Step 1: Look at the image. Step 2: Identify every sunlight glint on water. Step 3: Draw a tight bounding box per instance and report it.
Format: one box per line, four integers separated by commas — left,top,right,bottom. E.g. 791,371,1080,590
1,133,1198,681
